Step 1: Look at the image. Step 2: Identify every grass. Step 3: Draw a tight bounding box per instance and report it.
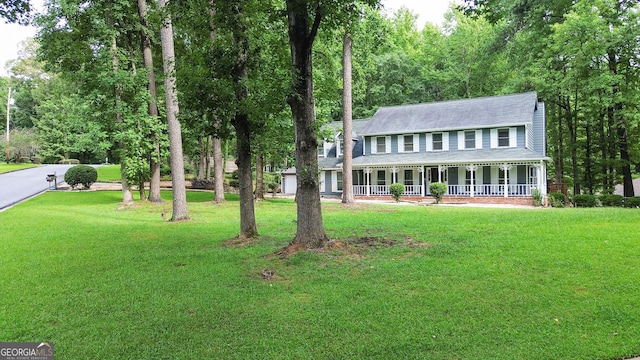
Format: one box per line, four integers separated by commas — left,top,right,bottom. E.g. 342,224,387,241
0,163,39,174
96,164,122,182
1,192,640,359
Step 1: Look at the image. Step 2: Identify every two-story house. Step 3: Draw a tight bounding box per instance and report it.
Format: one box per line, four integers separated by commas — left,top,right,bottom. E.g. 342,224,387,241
282,92,550,205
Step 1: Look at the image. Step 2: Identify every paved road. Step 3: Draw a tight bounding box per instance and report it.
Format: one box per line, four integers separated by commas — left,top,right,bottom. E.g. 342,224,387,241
0,165,77,211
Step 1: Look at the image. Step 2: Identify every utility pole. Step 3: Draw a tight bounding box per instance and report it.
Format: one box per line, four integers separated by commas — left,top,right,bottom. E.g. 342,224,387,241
5,87,10,163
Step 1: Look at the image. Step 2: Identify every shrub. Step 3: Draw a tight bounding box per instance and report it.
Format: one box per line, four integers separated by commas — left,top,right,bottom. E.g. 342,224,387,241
532,188,543,207
624,197,640,209
549,192,566,208
599,194,624,207
31,156,42,164
64,165,98,190
18,156,31,163
389,183,405,202
429,182,447,204
573,194,597,207
59,159,80,165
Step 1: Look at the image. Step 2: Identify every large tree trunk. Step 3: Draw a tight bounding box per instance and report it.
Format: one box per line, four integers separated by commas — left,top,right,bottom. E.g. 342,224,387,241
213,136,225,203
159,0,189,221
607,52,635,198
286,0,328,248
138,0,162,203
341,30,354,204
231,0,257,238
255,152,265,201
198,136,206,179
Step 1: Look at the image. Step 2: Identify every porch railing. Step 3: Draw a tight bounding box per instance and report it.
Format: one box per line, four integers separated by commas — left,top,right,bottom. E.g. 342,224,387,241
351,184,536,197
447,184,534,197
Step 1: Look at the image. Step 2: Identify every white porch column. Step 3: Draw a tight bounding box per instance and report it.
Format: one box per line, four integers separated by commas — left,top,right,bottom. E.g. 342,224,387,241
466,165,477,198
438,165,444,182
420,167,425,196
502,164,512,198
365,167,371,196
391,167,398,184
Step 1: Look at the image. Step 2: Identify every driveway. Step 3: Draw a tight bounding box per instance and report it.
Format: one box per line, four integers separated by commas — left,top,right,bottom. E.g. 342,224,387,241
0,165,80,211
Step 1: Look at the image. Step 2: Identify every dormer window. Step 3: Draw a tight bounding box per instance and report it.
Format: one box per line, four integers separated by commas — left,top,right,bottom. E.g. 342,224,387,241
337,139,343,157
318,143,325,158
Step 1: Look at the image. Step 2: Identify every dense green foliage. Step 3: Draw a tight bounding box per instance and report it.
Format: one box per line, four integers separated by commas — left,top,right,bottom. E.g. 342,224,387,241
389,183,405,202
63,164,98,189
599,194,624,207
429,182,447,204
573,194,597,207
1,192,640,359
624,197,640,208
549,192,567,208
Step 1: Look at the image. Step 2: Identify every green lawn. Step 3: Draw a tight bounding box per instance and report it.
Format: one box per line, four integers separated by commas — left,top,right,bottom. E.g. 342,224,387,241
0,163,39,174
1,192,639,359
96,164,122,182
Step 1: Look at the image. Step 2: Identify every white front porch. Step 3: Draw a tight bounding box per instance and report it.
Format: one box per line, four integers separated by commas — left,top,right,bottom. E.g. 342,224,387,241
347,162,547,199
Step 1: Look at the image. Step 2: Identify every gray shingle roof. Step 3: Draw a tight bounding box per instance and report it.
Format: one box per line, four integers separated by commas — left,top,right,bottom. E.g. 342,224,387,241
361,92,539,136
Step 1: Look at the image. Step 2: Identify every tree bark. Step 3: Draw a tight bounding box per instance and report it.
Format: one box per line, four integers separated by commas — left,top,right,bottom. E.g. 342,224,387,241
341,30,354,204
231,0,257,238
255,152,265,201
159,0,189,221
286,0,328,248
208,4,226,204
213,136,225,203
138,0,162,203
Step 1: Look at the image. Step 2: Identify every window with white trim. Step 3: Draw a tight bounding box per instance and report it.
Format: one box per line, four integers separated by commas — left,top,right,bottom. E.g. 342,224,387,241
498,128,510,147
318,143,324,157
337,139,343,157
432,133,443,150
404,169,414,186
337,171,343,191
376,137,386,153
377,170,386,185
403,135,413,152
464,131,476,149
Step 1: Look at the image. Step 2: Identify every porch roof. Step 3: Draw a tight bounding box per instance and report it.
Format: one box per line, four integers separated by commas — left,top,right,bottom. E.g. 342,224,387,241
348,148,550,168
361,92,539,136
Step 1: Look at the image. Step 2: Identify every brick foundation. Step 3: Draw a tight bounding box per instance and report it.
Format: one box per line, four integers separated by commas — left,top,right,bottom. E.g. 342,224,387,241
355,195,535,206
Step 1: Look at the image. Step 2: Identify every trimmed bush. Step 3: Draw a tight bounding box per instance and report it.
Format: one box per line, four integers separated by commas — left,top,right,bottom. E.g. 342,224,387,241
532,188,543,207
599,194,624,207
59,159,80,165
549,192,566,208
573,194,597,208
429,182,447,204
389,183,405,202
624,197,640,209
64,165,98,190
18,156,31,163
31,156,42,164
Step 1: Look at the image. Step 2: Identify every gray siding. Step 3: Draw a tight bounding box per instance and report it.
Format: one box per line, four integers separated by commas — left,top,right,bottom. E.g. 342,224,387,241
533,102,546,155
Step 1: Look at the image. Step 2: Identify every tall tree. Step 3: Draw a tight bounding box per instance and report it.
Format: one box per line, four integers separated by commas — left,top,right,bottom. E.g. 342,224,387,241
137,0,162,203
158,0,189,220
228,0,257,238
284,0,379,248
341,29,354,204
